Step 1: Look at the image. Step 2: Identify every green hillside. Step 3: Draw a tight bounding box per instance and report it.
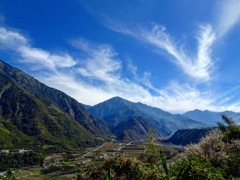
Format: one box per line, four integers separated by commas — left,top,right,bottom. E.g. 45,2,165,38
164,127,214,146
0,60,111,149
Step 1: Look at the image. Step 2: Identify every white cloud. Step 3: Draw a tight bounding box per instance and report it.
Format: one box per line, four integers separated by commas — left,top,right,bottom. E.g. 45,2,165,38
216,0,240,37
0,27,28,48
19,46,76,70
103,23,216,81
78,46,122,83
0,27,77,71
38,72,114,105
195,25,215,79
1,25,240,113
127,60,156,91
134,24,216,81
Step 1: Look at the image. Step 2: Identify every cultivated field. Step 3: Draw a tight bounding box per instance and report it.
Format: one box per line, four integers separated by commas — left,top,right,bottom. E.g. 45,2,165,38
14,141,183,179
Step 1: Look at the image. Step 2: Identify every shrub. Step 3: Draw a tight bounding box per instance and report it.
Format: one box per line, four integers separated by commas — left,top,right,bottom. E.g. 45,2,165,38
169,156,225,180
81,155,163,180
185,128,240,176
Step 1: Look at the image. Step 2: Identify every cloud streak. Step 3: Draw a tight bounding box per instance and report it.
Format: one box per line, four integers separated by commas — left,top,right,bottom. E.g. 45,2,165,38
145,24,216,81
0,25,240,113
215,0,240,37
104,23,216,81
0,27,76,71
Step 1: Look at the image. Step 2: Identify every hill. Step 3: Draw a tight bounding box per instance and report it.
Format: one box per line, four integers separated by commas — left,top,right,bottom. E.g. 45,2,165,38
112,116,164,141
0,60,111,149
89,97,208,137
164,127,214,146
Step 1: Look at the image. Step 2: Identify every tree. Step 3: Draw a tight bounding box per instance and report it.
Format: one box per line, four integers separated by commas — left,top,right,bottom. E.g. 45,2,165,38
217,114,240,142
144,129,158,165
186,117,240,177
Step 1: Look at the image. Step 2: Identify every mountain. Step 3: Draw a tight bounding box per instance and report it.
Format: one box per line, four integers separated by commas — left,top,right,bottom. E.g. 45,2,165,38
81,103,92,110
0,60,111,149
183,109,240,126
164,127,214,146
88,97,208,136
112,116,164,141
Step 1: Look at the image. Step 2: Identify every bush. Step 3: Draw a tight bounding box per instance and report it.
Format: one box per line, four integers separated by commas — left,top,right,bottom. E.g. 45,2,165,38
81,155,163,180
170,156,225,180
185,128,240,176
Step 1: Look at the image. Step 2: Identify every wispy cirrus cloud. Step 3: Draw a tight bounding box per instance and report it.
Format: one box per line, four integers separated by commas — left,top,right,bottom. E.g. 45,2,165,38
72,39,122,83
1,25,240,113
144,24,216,81
0,27,76,71
0,26,153,106
0,27,28,47
215,0,240,37
100,0,240,82
127,59,157,91
104,22,216,81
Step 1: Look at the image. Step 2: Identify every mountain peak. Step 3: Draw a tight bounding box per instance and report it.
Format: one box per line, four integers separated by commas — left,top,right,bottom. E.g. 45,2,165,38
89,96,208,136
0,60,111,149
108,96,130,103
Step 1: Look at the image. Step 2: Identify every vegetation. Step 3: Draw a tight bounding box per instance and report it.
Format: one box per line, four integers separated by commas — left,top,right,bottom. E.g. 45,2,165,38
1,61,240,179
79,116,240,179
0,168,17,180
112,116,163,141
0,151,43,171
0,60,110,150
164,127,214,146
217,114,240,141
186,115,240,177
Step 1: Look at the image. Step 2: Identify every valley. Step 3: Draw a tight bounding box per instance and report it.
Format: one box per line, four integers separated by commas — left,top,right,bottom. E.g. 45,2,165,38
1,0,240,178
9,140,182,180
1,60,240,179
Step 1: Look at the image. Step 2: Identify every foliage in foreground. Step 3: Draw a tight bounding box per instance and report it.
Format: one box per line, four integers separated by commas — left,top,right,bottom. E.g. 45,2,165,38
79,153,225,180
186,115,240,177
80,115,240,179
81,155,162,180
170,156,224,180
0,168,17,180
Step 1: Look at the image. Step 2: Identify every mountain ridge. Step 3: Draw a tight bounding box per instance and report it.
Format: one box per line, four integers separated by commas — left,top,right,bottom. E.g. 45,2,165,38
164,127,215,146
183,109,240,125
89,96,208,137
0,60,111,136
0,60,111,149
112,115,164,141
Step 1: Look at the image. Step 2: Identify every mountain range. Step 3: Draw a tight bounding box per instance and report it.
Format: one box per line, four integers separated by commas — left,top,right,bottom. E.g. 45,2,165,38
183,109,240,126
88,97,208,137
0,60,111,149
1,60,239,148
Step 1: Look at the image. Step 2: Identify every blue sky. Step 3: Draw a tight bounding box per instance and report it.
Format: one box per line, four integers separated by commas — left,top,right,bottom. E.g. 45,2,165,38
1,0,240,113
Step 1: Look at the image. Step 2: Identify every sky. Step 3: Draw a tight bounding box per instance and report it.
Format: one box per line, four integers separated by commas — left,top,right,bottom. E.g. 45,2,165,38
1,0,240,113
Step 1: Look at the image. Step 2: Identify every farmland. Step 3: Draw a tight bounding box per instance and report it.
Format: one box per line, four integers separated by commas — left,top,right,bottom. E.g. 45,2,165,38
12,141,183,180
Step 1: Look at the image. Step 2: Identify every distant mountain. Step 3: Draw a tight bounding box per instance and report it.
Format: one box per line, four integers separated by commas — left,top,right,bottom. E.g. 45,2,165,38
183,109,240,125
164,127,214,146
112,116,164,141
89,97,208,136
80,103,92,110
0,60,111,149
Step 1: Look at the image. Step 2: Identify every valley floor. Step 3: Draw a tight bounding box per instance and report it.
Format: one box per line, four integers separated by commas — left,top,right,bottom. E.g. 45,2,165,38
8,141,183,180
